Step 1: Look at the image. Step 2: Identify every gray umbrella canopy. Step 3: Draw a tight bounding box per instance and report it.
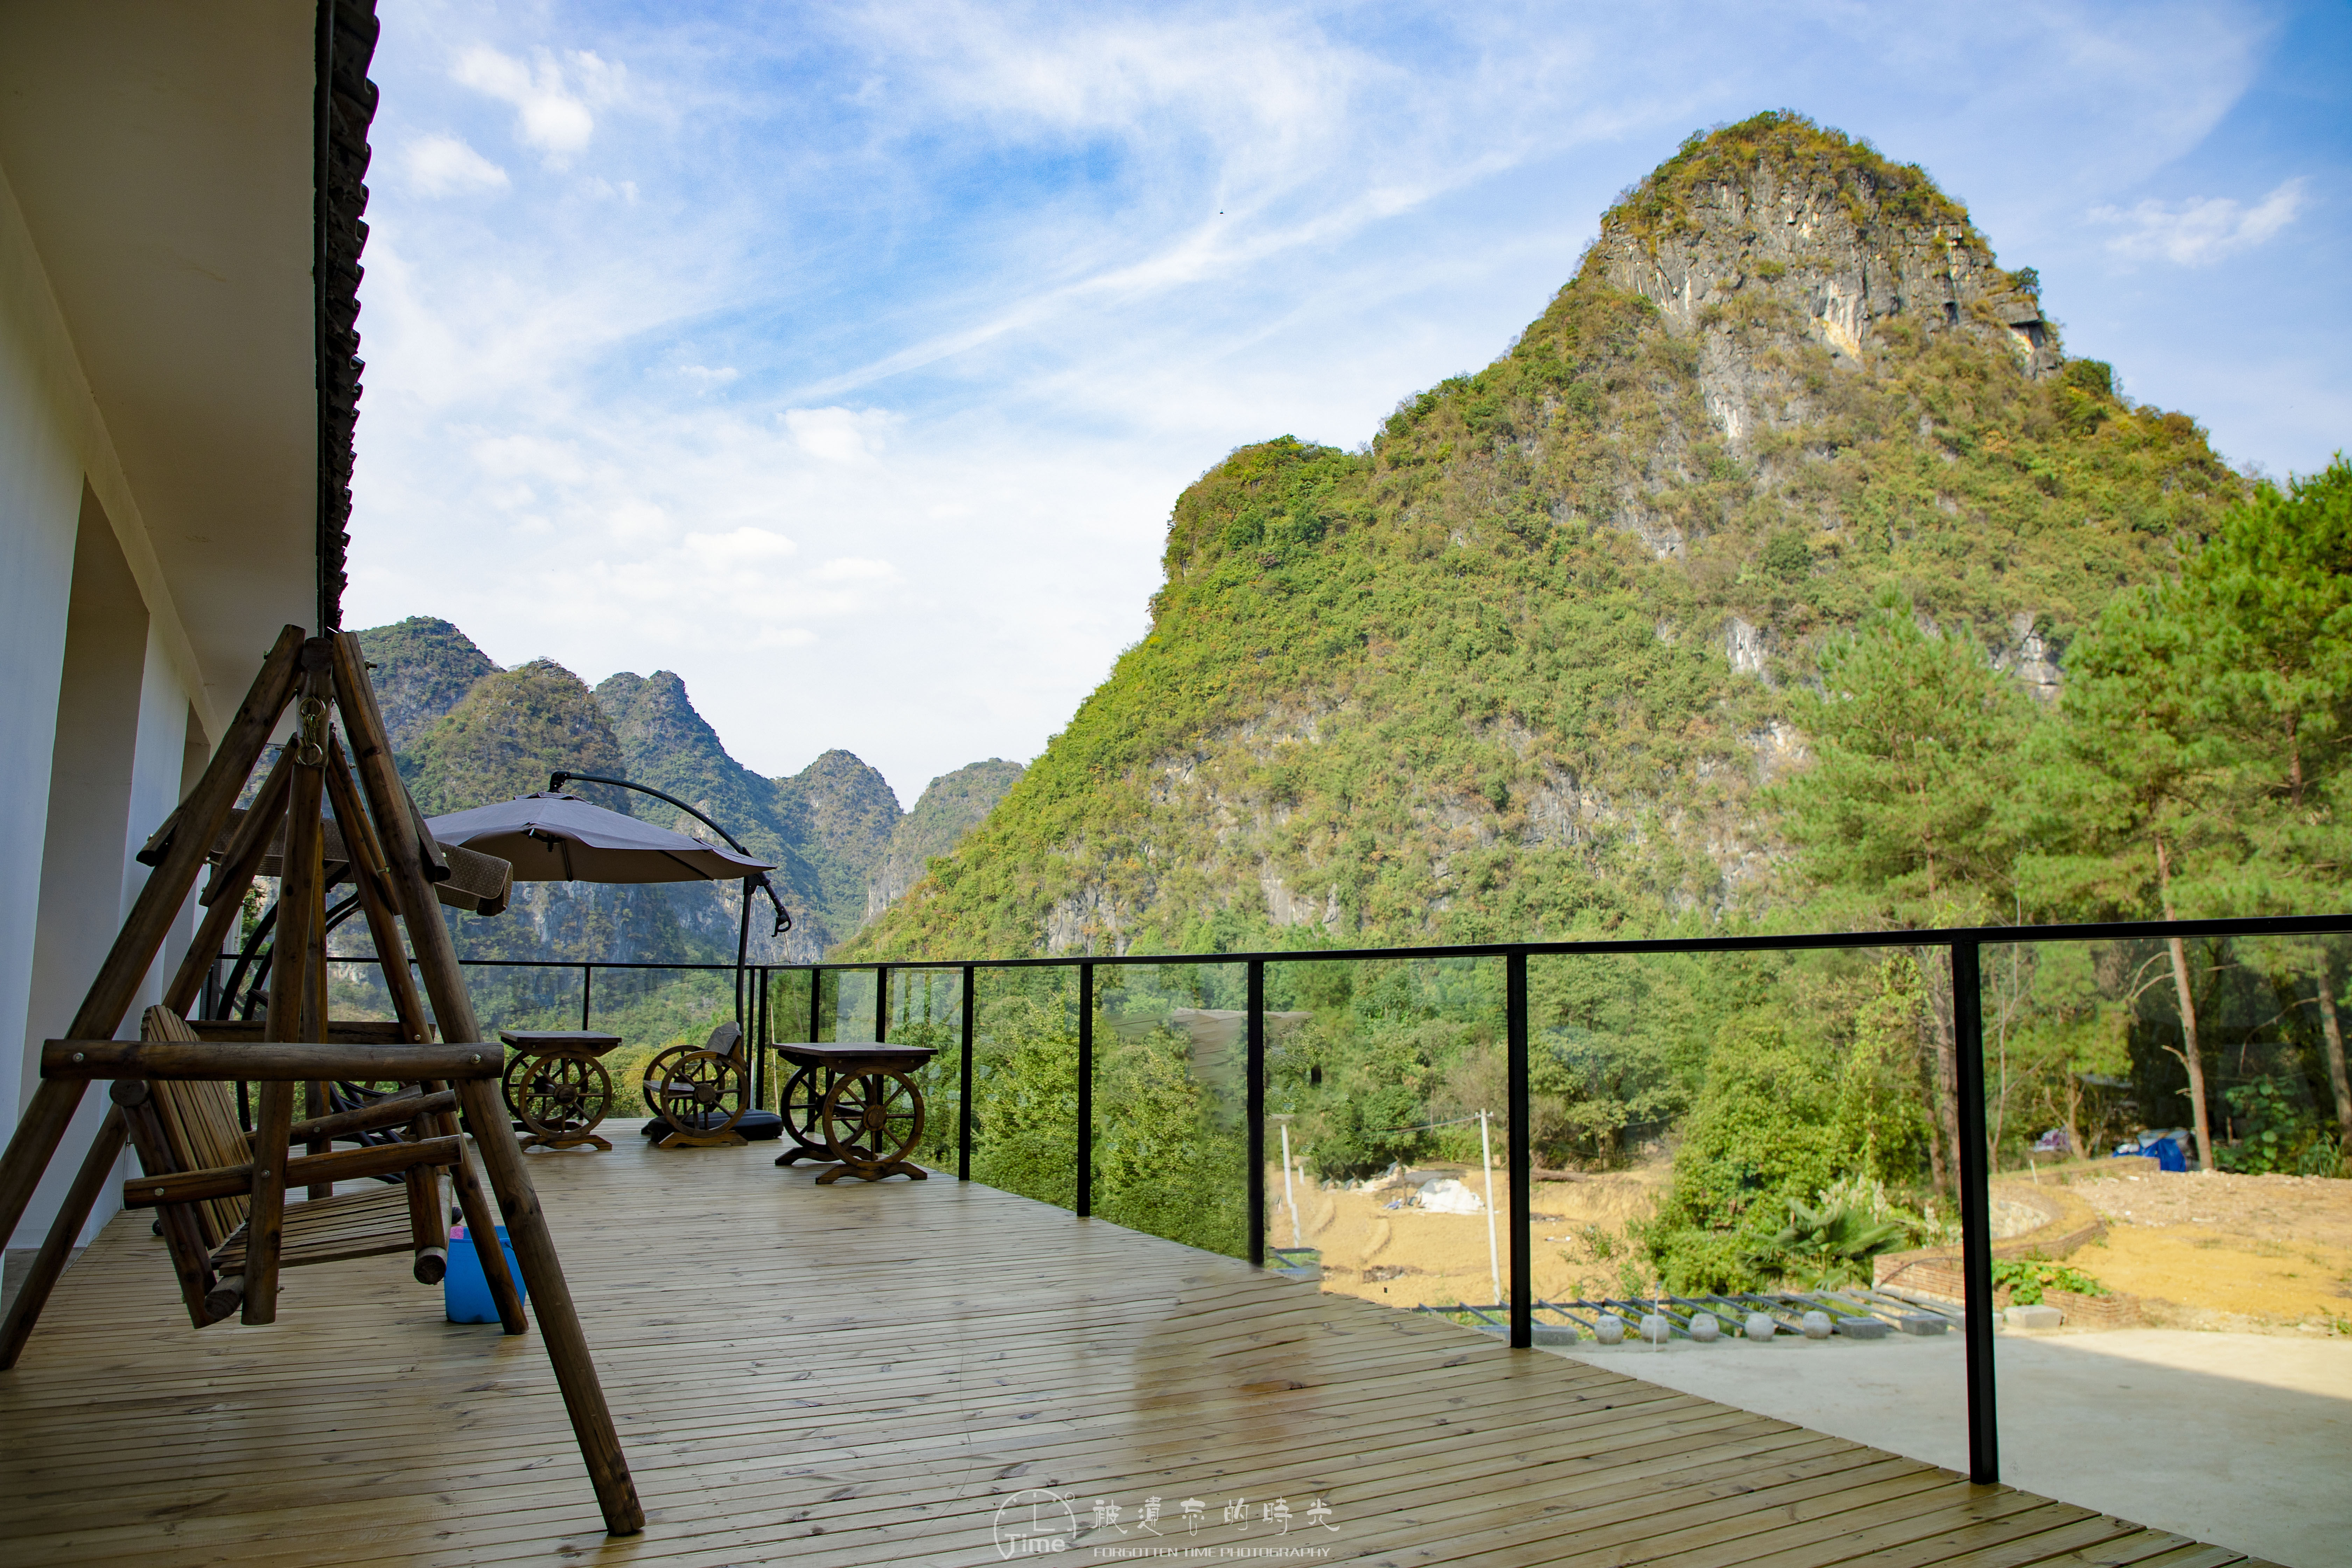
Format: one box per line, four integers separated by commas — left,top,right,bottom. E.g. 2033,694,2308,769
424,792,776,884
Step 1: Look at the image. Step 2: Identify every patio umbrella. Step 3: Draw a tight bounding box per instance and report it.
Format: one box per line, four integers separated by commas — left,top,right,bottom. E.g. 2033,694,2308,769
427,791,783,1027
425,792,775,883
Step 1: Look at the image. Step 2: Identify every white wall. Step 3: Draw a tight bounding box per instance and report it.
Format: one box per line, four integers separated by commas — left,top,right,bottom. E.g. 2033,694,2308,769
2,162,215,1251
0,159,87,1183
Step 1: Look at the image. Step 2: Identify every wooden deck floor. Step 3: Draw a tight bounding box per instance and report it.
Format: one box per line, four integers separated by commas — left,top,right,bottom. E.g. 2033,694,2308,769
0,1128,2276,1568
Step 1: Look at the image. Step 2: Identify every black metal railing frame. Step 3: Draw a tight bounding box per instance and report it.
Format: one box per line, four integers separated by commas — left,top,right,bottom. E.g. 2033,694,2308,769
296,909,2352,1486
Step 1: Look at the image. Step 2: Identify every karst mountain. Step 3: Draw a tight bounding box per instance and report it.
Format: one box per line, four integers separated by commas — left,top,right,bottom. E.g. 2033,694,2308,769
847,112,2240,961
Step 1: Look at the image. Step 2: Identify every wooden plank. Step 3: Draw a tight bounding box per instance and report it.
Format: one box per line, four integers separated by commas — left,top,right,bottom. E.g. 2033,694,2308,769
43,1040,498,1082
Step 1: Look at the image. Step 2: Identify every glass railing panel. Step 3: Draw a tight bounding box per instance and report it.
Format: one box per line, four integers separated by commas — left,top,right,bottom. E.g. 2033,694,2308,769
884,966,967,1173
831,968,882,1041
968,965,1080,1211
1983,933,2343,1568
1509,944,1969,1463
458,961,588,1040
1091,960,1248,1259
1261,954,1514,1323
585,963,737,1114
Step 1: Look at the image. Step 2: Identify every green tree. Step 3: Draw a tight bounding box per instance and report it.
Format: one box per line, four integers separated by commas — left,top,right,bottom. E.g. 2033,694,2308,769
2019,577,2235,1164
1640,1014,1843,1292
1773,589,2036,1191
2185,457,2352,1146
2022,462,2352,1166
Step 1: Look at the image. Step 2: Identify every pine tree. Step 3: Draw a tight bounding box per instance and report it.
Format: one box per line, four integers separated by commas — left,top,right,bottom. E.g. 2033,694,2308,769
1773,588,2037,1192
2185,457,2352,1148
2019,572,2237,1166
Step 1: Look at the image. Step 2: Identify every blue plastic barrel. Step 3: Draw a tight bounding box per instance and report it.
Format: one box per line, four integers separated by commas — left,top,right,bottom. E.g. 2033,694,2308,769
444,1225,527,1323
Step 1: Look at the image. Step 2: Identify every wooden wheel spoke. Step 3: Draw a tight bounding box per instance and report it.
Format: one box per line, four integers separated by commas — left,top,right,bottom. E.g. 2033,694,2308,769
642,1045,746,1141
818,1069,923,1169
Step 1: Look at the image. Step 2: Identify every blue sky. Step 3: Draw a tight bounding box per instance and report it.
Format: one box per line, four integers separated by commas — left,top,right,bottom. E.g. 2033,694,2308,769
346,0,2351,806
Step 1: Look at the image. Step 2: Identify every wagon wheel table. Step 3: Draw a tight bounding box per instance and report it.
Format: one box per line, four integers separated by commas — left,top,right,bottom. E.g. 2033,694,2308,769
770,1041,937,1183
499,1030,625,1152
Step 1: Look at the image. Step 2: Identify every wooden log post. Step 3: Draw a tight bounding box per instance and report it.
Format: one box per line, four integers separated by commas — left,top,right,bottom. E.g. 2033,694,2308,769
328,738,458,1286
324,735,433,1043
329,637,523,1330
0,1110,127,1368
125,1136,461,1207
334,632,642,1537
241,1080,294,1324
0,626,301,1256
45,1041,499,1082
451,1074,643,1535
246,653,330,1323
163,744,295,1019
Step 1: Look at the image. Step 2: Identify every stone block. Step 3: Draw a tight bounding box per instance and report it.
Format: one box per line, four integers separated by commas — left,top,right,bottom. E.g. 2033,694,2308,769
2004,1303,2063,1330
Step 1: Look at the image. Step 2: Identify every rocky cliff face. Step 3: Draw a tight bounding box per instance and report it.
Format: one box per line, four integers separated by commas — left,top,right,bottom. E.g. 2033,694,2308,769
850,113,2241,961
866,759,1026,920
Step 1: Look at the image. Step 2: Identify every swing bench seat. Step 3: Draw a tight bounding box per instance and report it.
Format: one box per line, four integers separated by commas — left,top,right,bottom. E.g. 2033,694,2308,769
47,1006,494,1327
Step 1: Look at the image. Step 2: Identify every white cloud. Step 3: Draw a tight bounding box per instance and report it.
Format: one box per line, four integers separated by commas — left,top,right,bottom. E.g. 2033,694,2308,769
683,527,797,567
2091,177,2308,266
452,45,623,161
403,133,509,195
814,557,898,584
784,407,894,465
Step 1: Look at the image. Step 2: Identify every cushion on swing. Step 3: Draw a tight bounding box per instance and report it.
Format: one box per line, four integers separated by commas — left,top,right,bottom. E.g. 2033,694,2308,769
640,1110,784,1141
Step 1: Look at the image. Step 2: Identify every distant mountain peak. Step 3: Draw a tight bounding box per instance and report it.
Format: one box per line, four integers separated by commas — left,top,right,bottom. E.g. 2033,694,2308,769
358,618,1020,958
355,616,498,752
1587,111,2058,396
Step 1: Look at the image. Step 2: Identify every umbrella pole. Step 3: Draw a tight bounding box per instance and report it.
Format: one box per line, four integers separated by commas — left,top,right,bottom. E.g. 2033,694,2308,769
735,875,752,1027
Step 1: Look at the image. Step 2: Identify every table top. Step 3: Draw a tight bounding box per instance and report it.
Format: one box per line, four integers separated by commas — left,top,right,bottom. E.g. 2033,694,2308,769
770,1039,937,1069
500,1030,624,1054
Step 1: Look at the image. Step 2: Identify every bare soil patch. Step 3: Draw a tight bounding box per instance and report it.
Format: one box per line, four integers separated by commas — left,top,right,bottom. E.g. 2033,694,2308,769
1297,1161,1670,1309
2060,1170,2352,1331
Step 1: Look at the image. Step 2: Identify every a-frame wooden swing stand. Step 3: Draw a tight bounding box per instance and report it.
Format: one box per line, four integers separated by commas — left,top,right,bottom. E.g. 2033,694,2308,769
0,628,643,1537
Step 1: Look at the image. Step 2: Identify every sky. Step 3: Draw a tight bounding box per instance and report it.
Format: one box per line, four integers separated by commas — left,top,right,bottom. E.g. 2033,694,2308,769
346,0,2352,808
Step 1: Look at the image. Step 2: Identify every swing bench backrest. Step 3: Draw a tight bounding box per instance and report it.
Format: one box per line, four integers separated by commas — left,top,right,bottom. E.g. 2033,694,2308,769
141,1007,252,1249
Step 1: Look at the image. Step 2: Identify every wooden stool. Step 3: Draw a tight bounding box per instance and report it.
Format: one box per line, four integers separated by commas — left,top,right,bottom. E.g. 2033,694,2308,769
499,1030,623,1151
771,1042,936,1183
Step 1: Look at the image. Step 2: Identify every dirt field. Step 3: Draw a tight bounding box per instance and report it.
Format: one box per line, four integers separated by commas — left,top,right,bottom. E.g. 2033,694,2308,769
1293,1161,2352,1331
1289,1162,1671,1310
2060,1169,2352,1331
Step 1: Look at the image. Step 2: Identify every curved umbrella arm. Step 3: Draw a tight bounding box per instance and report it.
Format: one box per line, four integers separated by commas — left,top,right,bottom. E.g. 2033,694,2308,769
546,771,792,935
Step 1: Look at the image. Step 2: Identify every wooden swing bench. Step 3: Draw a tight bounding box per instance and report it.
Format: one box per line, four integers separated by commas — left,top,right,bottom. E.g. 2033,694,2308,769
84,1006,473,1324
0,628,643,1537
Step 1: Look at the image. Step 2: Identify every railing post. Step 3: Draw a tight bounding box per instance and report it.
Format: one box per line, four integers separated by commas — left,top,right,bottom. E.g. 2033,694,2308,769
580,963,593,1031
1951,938,1998,1485
1506,950,1531,1349
1247,959,1266,1269
958,964,975,1182
1076,960,1093,1218
875,963,888,1042
753,968,769,1108
807,965,823,1044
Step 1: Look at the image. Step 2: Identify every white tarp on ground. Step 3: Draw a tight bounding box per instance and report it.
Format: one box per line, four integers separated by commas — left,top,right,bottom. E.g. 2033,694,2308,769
1416,1177,1485,1214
